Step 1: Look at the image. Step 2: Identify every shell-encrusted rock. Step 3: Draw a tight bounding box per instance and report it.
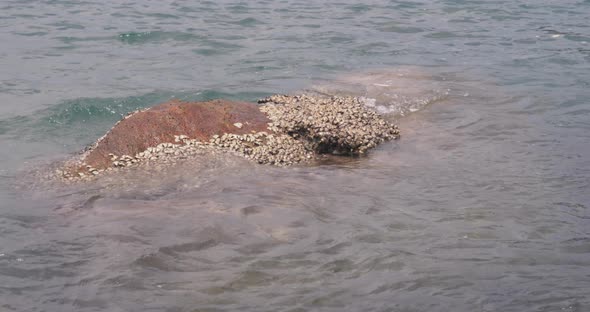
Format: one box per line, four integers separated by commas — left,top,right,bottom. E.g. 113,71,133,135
61,99,271,176
58,95,400,181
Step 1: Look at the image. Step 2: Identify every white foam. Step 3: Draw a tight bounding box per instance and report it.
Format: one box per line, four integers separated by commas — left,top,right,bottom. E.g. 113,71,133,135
360,97,376,107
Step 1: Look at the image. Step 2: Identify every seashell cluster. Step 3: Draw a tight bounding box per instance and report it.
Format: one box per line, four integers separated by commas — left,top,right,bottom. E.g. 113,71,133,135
259,94,400,155
211,132,313,166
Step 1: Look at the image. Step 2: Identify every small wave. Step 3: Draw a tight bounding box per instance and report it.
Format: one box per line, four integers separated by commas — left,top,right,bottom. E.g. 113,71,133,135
232,17,265,27
346,4,372,13
117,31,205,44
379,25,425,34
360,91,448,116
309,67,450,117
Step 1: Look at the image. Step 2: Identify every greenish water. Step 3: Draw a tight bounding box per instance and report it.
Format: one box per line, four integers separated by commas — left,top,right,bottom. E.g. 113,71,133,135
1,1,589,311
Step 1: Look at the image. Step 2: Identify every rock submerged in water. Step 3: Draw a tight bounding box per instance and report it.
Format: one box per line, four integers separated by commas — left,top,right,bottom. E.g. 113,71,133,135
58,95,399,180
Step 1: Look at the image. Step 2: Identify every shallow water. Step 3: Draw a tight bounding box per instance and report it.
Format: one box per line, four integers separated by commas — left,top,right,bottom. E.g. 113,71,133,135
1,1,590,311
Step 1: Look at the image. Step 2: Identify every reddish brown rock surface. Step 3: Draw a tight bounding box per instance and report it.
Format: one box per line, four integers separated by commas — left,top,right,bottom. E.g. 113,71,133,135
68,99,271,173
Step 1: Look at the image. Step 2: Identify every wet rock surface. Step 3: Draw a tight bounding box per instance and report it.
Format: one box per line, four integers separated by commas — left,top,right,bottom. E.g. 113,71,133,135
61,99,270,175
59,95,400,181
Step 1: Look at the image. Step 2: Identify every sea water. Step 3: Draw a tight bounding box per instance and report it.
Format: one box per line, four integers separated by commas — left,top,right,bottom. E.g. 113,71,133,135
0,1,589,311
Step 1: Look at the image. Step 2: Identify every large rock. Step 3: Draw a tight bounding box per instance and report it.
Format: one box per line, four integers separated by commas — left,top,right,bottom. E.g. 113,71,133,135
59,94,400,180
67,99,271,173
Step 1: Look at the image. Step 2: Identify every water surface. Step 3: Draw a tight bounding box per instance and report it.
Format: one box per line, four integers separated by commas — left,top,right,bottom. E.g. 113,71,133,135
1,1,589,311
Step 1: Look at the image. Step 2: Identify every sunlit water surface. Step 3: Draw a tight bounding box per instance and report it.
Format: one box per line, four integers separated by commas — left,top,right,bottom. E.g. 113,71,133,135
1,1,589,311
